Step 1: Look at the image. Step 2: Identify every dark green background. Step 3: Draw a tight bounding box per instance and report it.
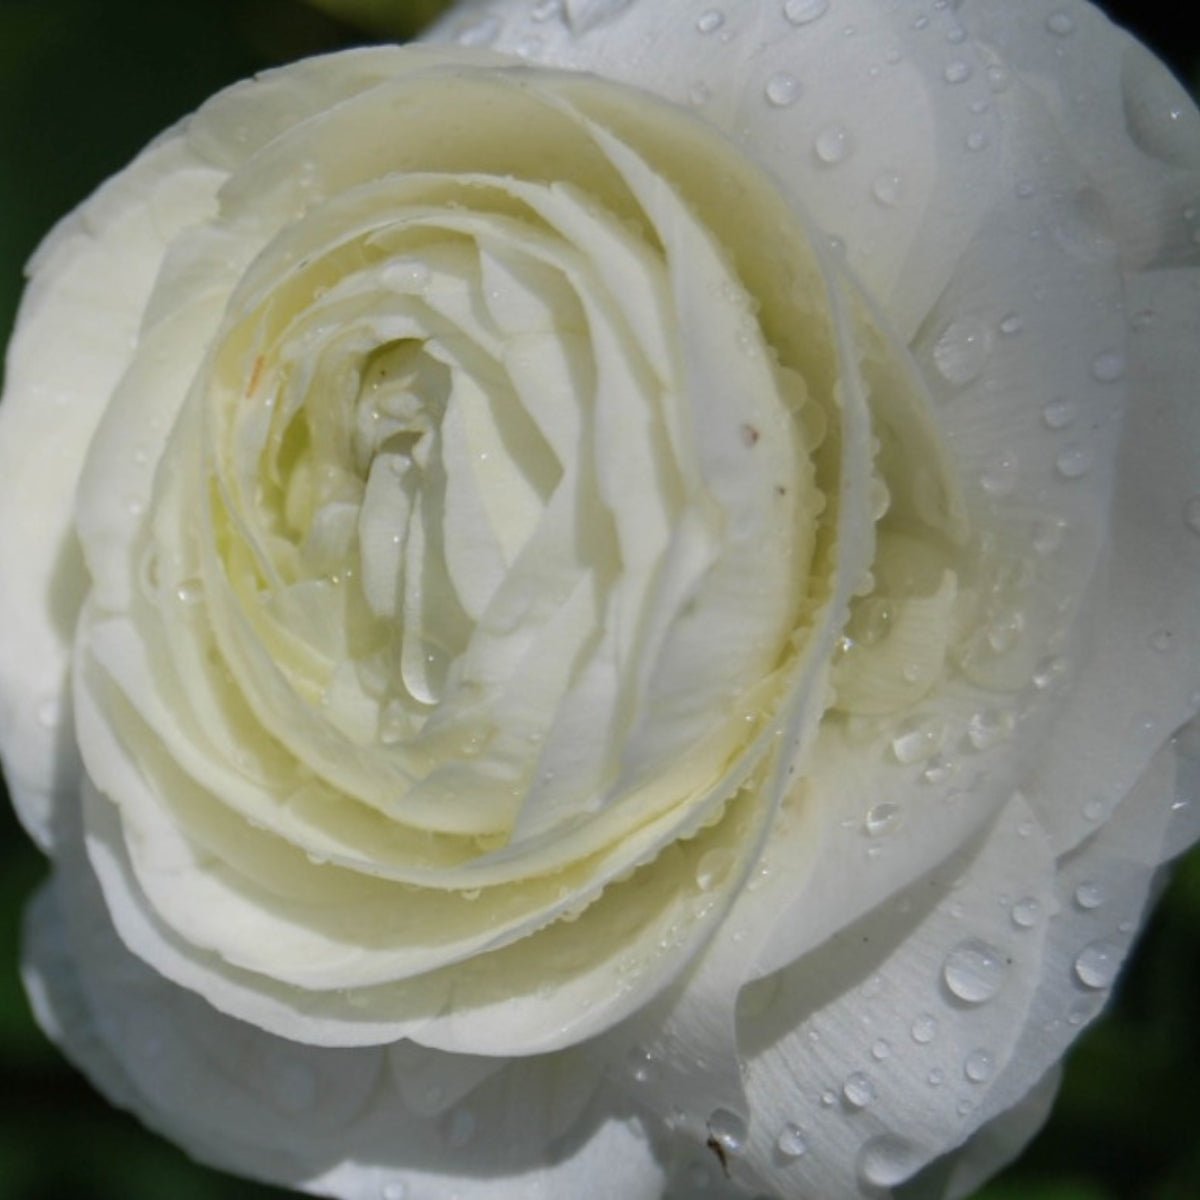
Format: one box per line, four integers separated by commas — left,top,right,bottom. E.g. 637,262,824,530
0,3,1197,1198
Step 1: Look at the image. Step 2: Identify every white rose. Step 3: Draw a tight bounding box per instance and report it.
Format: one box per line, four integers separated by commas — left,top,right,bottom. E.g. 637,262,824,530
1,2,1198,1198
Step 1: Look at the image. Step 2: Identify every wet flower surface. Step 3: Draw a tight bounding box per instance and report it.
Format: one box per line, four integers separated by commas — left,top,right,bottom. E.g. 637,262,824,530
1,2,1198,1198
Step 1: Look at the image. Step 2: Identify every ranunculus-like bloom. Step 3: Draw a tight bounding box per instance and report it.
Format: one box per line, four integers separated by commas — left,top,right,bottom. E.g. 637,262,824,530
2,1,1198,1196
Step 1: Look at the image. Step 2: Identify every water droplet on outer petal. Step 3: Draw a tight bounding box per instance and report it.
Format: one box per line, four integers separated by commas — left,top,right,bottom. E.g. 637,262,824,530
1091,351,1126,382
964,1049,994,1082
695,847,736,891
871,1038,892,1062
965,129,990,152
783,0,829,25
932,317,992,385
696,8,724,33
814,124,851,164
944,60,972,84
1055,446,1093,480
1046,10,1076,35
864,801,901,836
1074,881,1104,910
858,1135,921,1188
999,311,1024,335
1042,397,1078,429
708,1108,748,1155
777,1122,808,1159
764,71,801,107
843,1072,876,1108
1011,897,1042,928
943,938,1008,1004
871,169,903,206
911,1012,938,1044
1075,939,1121,989
1121,43,1200,167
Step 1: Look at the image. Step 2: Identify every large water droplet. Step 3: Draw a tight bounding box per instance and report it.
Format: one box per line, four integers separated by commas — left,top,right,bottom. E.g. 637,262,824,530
783,0,829,25
858,1135,921,1188
943,939,1008,1004
696,847,736,891
776,1122,808,1159
814,124,851,164
1074,881,1104,910
1075,939,1121,989
843,1072,876,1108
871,1038,892,1062
708,1108,748,1155
932,317,992,385
764,71,802,107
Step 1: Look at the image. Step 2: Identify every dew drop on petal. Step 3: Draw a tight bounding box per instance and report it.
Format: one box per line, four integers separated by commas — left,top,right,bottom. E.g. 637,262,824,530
1090,351,1126,382
776,1122,808,1160
943,60,972,84
858,1135,921,1188
764,71,802,107
1055,446,1093,480
964,1049,994,1083
999,311,1024,335
943,939,1008,1004
1046,10,1076,35
965,129,990,152
1075,940,1121,990
932,317,992,385
814,124,851,164
1121,43,1200,168
911,1012,938,1044
871,1038,892,1062
783,0,829,26
843,1072,876,1108
1042,397,1078,429
627,1045,657,1084
1074,881,1104,910
708,1108,748,1155
696,8,724,33
871,169,903,207
1011,897,1042,929
927,1067,945,1086
696,847,736,891
864,801,901,836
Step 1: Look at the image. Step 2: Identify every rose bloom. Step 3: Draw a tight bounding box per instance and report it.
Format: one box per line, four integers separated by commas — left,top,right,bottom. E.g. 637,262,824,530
1,1,1198,1197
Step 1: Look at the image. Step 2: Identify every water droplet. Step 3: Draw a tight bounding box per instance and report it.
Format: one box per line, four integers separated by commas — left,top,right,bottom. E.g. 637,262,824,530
871,169,903,207
820,1088,837,1107
1041,397,1079,430
776,1122,808,1159
858,1135,920,1188
1074,881,1104,910
1082,798,1106,822
980,455,1018,498
842,1071,875,1108
708,1108,747,1155
175,578,204,606
695,847,736,891
1055,446,1093,480
696,8,724,33
814,124,851,164
964,1049,994,1082
1091,351,1125,382
943,938,1009,1004
564,0,634,34
911,1012,938,1044
1185,496,1200,534
383,259,431,291
871,1038,892,1062
932,317,992,385
764,71,801,107
998,311,1024,335
863,801,901,837
965,129,990,152
944,60,972,84
967,709,1015,751
783,0,829,25
1074,939,1121,989
1011,897,1042,929
626,1045,657,1084
1046,10,1075,35
927,1067,945,1086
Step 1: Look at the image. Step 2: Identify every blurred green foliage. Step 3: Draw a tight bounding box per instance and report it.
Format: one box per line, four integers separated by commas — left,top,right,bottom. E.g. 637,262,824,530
0,2,1197,1198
